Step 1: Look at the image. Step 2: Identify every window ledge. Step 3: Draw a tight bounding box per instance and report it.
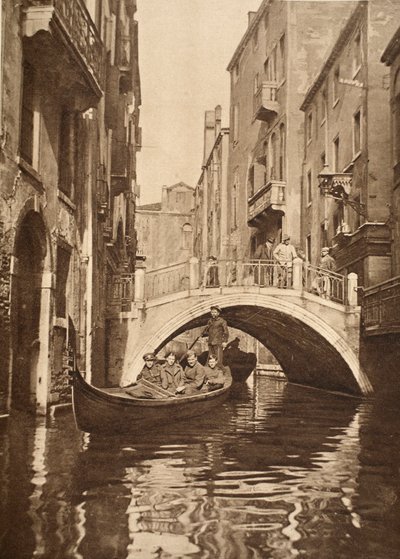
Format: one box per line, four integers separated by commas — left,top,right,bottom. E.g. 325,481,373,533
17,157,44,191
57,189,76,211
332,98,339,108
320,117,326,127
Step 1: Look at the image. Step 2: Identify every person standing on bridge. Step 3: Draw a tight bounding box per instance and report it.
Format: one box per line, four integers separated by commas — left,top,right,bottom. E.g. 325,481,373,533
254,236,275,286
273,234,297,288
317,247,336,299
201,305,229,366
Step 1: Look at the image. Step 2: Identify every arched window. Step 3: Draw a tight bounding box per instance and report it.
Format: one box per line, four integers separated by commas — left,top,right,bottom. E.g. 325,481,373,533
182,223,193,250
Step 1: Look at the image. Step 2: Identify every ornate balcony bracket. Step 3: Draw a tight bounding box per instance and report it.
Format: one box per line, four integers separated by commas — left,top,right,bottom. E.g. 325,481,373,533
318,172,367,217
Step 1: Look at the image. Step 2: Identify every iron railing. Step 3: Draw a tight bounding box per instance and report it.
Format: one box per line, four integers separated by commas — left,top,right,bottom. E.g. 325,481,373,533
303,264,346,304
25,0,105,90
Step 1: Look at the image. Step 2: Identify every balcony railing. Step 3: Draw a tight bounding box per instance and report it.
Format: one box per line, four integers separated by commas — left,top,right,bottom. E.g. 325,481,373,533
24,0,104,92
362,276,400,335
248,180,286,223
253,82,279,122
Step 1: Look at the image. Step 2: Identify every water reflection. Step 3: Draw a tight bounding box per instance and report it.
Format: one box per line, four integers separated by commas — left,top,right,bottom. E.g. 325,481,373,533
0,378,400,558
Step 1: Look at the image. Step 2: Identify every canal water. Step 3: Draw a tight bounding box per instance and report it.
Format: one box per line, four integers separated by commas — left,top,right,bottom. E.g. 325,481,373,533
1,376,400,559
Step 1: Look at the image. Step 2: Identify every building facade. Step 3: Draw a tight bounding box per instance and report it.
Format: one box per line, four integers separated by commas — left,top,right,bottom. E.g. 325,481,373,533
194,106,230,268
0,0,141,414
300,0,400,288
226,0,357,260
135,182,194,272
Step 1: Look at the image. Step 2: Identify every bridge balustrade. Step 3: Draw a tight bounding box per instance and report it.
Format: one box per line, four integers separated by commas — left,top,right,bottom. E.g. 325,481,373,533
145,261,189,299
139,257,355,307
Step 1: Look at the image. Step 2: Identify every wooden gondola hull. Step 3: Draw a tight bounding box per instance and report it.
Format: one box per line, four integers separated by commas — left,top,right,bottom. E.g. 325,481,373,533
71,371,232,434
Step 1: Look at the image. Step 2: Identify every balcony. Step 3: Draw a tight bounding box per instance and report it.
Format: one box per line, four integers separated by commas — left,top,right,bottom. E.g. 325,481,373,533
107,273,134,314
248,180,286,224
23,0,104,97
362,276,400,335
253,82,279,122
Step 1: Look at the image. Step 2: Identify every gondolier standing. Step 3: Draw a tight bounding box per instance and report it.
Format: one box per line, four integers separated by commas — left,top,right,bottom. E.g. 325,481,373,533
201,305,229,366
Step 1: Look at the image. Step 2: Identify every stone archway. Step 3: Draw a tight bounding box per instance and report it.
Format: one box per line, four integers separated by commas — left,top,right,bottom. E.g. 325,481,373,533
11,210,48,411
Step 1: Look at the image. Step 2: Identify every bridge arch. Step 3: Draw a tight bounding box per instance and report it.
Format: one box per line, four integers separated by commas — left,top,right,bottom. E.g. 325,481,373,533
122,292,372,396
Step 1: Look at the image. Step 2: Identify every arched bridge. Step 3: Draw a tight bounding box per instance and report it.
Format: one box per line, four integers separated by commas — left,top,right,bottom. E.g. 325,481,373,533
106,258,372,396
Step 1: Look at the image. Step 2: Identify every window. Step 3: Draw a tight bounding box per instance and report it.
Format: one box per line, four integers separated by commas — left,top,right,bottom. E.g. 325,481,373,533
306,235,311,263
232,104,239,145
321,89,327,124
264,10,269,30
353,109,361,156
320,222,327,249
182,224,192,250
264,57,270,79
279,35,286,80
320,151,326,170
20,63,35,166
272,46,277,82
254,73,260,95
232,169,239,230
333,136,340,172
58,109,78,199
333,66,340,105
248,165,255,197
233,63,239,82
307,112,313,142
270,133,277,180
307,170,312,205
253,27,259,51
279,124,285,180
353,30,362,76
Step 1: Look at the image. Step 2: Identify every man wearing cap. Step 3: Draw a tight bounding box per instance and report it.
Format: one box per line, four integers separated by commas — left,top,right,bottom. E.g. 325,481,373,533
318,247,336,299
273,234,297,288
254,236,275,286
136,353,163,387
201,305,229,366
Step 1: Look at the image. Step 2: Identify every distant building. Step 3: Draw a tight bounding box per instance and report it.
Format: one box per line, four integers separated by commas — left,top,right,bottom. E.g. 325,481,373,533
194,106,230,265
226,0,357,260
0,0,141,413
136,182,194,271
300,0,400,287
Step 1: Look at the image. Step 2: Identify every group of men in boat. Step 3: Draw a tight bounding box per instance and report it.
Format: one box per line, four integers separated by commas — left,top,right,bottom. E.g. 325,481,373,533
130,305,231,397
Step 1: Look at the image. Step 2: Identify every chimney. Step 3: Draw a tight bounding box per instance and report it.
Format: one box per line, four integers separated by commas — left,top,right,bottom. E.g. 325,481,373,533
161,185,168,210
248,11,257,27
203,110,216,165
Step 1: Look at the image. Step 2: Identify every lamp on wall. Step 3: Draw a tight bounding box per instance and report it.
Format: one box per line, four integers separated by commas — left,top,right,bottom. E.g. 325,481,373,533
318,171,367,217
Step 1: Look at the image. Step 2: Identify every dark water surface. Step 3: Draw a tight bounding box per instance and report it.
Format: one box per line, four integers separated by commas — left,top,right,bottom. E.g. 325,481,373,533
1,376,400,559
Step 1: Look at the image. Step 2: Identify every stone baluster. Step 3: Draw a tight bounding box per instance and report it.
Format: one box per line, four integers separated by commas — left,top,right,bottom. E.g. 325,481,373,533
292,257,303,290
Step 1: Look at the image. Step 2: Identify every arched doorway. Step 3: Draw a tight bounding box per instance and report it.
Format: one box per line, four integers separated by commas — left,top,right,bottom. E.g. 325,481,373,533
11,211,47,410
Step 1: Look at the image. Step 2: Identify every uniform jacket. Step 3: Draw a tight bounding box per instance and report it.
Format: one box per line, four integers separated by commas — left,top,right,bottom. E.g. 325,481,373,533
161,362,184,392
204,316,229,345
183,362,206,389
204,364,226,386
137,363,163,386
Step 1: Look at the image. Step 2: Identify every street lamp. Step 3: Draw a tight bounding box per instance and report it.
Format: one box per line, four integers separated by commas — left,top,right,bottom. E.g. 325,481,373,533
318,171,367,217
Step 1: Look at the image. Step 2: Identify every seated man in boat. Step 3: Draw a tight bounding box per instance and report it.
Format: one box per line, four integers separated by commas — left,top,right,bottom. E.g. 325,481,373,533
160,351,184,394
177,350,206,395
136,353,163,387
203,354,227,391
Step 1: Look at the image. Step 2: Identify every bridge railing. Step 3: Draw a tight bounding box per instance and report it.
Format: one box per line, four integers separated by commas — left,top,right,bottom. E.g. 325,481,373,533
138,257,357,307
145,261,190,299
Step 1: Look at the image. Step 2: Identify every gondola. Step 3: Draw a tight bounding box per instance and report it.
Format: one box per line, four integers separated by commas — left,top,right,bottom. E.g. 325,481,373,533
70,369,232,434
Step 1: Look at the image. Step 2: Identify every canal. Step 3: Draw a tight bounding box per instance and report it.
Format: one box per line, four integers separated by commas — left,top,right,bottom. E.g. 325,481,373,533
1,376,400,559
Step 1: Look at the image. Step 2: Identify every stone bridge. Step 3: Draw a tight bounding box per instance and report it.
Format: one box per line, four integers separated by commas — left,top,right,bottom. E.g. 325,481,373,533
106,258,373,396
